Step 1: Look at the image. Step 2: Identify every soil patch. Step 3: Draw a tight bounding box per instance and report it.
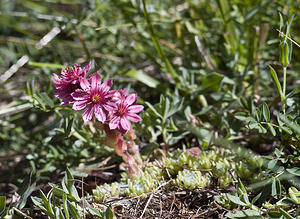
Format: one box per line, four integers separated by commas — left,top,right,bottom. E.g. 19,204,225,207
95,186,228,218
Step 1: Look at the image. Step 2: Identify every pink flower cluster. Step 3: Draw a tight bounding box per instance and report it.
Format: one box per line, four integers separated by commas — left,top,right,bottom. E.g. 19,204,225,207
53,62,144,133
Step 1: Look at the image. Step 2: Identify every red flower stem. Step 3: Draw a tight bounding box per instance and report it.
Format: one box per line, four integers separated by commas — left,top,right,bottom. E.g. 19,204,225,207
96,123,142,177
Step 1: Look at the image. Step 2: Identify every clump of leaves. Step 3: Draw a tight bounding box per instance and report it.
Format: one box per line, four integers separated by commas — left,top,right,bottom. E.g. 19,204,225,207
31,168,114,219
217,15,300,218
216,178,300,218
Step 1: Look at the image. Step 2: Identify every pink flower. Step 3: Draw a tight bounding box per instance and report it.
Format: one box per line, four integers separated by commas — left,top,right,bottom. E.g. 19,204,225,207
71,73,117,122
111,88,127,104
109,93,144,133
53,62,92,105
53,62,91,88
54,86,77,105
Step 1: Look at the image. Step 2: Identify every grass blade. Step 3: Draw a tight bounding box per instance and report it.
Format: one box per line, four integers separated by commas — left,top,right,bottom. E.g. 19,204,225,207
142,0,179,82
125,69,159,88
217,0,238,53
28,61,66,69
0,196,5,215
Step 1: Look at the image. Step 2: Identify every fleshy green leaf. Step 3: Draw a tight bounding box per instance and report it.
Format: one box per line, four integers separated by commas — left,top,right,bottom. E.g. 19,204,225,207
226,194,247,206
271,177,277,196
262,102,270,122
267,160,277,169
274,148,281,158
145,102,162,119
257,123,267,134
104,204,114,219
40,190,55,217
67,201,81,219
240,97,248,109
267,123,276,136
201,73,224,92
279,114,300,134
279,208,294,219
88,207,103,217
70,184,80,202
234,112,250,121
238,179,247,194
40,92,54,108
31,196,47,213
286,167,300,176
276,198,297,206
63,194,69,219
268,65,283,101
226,209,261,218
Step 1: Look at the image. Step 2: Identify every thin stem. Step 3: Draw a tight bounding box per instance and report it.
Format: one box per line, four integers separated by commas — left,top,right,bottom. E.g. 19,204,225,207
75,27,91,60
260,122,281,129
282,67,287,98
13,208,33,219
282,67,287,113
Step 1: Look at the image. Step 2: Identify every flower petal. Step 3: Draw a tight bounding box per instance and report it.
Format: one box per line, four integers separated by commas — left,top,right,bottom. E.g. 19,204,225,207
127,105,144,113
120,88,127,96
72,65,81,77
90,73,102,91
83,61,92,76
54,89,68,98
94,106,106,123
72,90,88,100
82,104,94,122
105,91,116,99
72,100,88,111
103,101,117,111
52,74,64,88
53,73,61,81
126,113,142,122
110,90,120,102
109,116,120,130
125,94,137,105
61,97,74,105
100,79,113,93
54,88,74,105
120,117,131,131
79,77,91,92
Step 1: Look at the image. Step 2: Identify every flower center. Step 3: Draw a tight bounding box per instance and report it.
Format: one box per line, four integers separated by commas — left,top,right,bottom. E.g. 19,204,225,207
118,105,127,115
92,94,100,103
